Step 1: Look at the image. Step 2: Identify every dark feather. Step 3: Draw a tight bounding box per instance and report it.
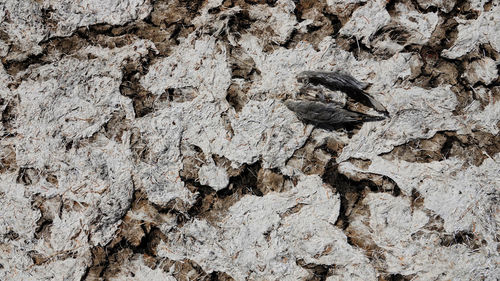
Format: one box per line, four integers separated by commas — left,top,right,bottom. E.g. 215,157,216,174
284,100,385,128
296,71,388,115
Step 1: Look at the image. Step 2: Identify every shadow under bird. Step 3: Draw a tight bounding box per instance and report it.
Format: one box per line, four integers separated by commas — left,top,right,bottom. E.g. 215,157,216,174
286,71,387,129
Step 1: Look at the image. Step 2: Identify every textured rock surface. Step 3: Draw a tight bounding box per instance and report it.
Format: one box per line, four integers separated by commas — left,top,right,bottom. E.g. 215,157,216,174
0,0,499,280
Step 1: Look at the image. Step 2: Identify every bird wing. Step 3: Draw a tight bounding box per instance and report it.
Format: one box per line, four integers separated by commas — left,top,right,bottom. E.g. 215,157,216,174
285,100,384,126
297,71,388,115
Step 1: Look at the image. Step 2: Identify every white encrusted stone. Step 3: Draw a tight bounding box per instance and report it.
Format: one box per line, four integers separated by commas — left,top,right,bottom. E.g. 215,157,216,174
339,0,391,46
198,162,229,191
442,4,500,58
157,175,376,280
463,57,498,85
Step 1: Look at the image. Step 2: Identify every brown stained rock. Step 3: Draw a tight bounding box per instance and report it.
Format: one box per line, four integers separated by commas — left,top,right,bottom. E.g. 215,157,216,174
28,251,49,266
151,0,205,28
119,58,158,118
228,47,256,79
257,168,285,193
162,87,199,103
180,145,206,181
326,2,364,25
382,131,500,166
381,132,448,163
324,137,345,157
213,155,243,177
84,190,185,279
188,162,266,224
114,22,177,56
429,60,459,86
16,167,40,186
0,144,17,173
130,126,159,163
104,110,131,143
226,81,250,112
119,215,146,247
287,140,331,176
344,199,383,262
102,248,135,279
85,247,107,279
1,95,18,132
43,35,89,58
441,131,500,166
286,0,336,50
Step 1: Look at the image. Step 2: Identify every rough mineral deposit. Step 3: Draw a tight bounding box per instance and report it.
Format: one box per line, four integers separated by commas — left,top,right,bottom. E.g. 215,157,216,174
0,0,498,280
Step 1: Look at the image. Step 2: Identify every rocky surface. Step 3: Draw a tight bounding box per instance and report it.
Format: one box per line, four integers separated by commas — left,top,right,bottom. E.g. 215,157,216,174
0,0,499,280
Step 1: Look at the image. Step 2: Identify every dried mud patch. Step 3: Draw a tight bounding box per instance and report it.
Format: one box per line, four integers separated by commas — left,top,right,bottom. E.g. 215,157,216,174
381,130,500,166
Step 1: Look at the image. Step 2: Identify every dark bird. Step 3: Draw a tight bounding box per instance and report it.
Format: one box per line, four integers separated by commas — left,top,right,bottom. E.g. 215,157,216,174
284,100,385,130
296,71,388,115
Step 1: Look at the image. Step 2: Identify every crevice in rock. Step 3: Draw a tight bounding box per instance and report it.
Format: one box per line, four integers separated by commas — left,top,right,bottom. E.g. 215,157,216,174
225,42,260,111
118,51,157,118
185,161,263,223
380,130,500,166
322,160,401,231
2,53,46,77
380,273,417,281
296,259,331,281
440,231,481,249
287,137,331,176
16,167,41,185
0,143,17,174
82,189,197,279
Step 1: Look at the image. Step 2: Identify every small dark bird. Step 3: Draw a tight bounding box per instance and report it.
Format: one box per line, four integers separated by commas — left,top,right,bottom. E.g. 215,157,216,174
296,71,388,115
284,100,385,130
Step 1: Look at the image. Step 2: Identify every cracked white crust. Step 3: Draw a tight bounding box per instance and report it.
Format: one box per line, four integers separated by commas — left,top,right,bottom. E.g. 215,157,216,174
1,0,499,280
